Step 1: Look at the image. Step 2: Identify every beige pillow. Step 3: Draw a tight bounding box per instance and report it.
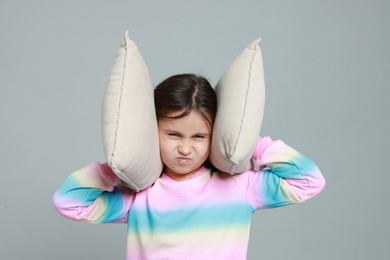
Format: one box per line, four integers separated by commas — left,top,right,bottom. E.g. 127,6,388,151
210,39,265,174
101,31,162,191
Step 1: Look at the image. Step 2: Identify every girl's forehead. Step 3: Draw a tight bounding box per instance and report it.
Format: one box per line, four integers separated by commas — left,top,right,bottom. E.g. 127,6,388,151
158,111,211,133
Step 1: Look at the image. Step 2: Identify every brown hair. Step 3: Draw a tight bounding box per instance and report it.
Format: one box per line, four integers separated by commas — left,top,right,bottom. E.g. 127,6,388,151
154,73,217,128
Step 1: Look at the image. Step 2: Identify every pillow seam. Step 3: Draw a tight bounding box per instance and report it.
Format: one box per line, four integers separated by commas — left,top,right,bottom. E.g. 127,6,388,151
231,48,257,171
111,39,128,169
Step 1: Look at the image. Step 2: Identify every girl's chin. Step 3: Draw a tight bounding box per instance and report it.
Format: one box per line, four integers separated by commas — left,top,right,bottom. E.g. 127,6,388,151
164,166,201,180
167,168,196,176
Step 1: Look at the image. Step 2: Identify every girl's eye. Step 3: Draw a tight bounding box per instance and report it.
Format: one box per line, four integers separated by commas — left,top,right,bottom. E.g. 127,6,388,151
168,133,180,137
194,135,205,139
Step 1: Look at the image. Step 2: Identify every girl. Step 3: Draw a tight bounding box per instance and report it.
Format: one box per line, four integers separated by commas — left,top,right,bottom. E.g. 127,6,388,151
53,73,325,259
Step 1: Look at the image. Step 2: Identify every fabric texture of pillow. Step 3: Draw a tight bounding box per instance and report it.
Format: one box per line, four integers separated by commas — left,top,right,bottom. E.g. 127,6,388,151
210,39,265,174
101,31,162,191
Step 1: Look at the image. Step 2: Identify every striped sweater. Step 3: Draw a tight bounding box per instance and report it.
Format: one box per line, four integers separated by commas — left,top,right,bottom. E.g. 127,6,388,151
53,137,325,259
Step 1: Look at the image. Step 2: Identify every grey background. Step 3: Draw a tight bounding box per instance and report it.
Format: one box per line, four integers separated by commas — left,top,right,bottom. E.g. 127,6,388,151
1,0,389,259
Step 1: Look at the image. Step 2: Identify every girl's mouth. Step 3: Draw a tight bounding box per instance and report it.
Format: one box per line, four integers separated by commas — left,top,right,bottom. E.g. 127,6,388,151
177,157,191,163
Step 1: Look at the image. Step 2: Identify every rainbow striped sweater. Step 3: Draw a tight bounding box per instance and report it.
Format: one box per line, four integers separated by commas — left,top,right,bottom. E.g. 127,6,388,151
53,137,325,259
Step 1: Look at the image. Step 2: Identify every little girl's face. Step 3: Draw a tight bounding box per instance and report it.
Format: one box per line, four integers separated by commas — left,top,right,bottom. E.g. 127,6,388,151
158,110,212,181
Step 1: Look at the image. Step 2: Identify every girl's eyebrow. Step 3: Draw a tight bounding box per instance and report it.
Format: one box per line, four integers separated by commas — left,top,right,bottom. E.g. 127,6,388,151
163,129,210,136
163,129,180,133
193,132,210,136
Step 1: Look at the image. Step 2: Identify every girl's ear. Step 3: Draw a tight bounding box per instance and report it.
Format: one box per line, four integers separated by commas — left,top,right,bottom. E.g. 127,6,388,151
210,39,265,174
101,31,163,192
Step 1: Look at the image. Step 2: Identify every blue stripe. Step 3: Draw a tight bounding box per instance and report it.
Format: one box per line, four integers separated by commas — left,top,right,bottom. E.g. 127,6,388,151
260,154,317,208
58,178,95,204
98,188,125,223
269,154,317,179
260,171,290,208
128,202,253,233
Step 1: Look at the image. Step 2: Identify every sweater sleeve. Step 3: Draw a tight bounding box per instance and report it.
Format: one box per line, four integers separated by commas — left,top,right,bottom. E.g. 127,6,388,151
234,137,326,210
52,162,134,223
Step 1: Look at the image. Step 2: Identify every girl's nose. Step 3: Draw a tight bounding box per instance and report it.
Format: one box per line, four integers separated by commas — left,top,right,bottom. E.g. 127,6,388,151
178,141,191,155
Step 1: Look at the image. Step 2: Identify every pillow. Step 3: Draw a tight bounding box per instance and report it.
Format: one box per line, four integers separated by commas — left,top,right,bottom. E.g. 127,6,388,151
210,39,265,174
101,31,162,191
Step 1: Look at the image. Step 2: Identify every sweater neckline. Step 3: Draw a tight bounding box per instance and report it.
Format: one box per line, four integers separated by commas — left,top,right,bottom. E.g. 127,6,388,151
159,166,210,183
